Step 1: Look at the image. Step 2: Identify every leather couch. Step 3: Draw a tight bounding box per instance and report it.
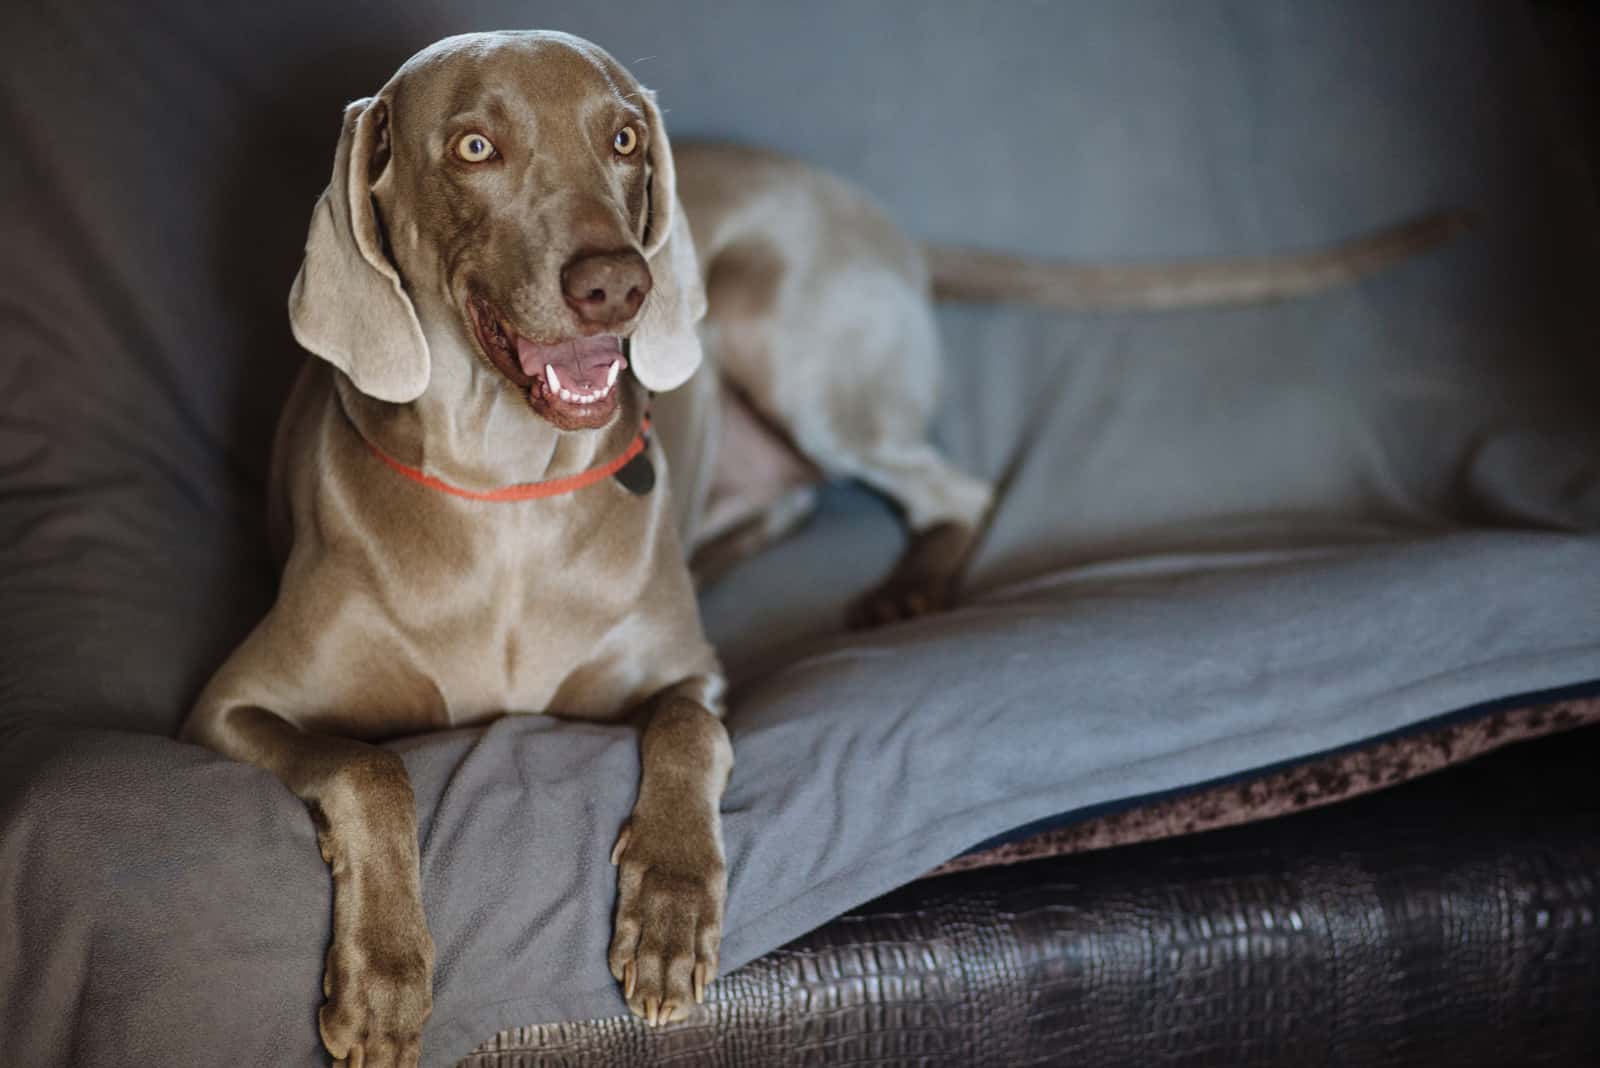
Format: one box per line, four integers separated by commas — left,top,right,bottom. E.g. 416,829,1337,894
462,722,1600,1065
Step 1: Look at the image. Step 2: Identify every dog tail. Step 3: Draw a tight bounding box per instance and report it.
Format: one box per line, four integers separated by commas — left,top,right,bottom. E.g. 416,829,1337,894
923,209,1475,313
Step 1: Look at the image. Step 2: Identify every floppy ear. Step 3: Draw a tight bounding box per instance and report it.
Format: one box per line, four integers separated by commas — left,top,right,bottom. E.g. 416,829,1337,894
629,90,706,393
288,97,430,403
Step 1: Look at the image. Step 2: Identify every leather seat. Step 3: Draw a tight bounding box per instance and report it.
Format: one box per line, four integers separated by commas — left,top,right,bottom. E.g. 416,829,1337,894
465,725,1600,1066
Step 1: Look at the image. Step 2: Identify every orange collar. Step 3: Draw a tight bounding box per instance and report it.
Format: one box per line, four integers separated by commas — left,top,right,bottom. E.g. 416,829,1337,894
361,418,650,502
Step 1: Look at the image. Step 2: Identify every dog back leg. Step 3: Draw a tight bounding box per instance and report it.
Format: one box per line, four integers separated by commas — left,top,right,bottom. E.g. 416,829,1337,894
710,256,994,624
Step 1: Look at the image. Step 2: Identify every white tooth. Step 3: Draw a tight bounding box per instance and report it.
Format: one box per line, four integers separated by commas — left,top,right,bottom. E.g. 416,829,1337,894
606,360,621,387
561,389,573,401
545,364,562,392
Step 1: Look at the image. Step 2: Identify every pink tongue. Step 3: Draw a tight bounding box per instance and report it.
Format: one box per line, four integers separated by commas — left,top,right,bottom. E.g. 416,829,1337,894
515,335,624,390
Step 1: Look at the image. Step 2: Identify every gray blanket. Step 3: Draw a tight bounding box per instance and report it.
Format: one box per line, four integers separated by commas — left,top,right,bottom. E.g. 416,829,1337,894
2,3,1597,1067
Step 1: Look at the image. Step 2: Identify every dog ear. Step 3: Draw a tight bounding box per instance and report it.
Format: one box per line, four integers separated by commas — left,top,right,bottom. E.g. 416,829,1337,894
288,97,430,403
629,90,706,393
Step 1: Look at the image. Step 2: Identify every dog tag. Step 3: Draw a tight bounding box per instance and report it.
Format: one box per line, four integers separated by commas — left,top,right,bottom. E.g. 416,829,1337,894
613,450,655,496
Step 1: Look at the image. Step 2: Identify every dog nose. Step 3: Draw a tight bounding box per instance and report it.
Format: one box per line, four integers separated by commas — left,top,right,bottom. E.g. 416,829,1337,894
561,250,652,326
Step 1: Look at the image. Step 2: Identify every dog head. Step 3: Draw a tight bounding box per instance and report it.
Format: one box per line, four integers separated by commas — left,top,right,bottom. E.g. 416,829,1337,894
288,31,705,431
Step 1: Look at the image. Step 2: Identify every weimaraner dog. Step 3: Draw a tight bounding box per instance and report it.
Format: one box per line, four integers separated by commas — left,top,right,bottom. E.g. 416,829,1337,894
179,29,1464,1067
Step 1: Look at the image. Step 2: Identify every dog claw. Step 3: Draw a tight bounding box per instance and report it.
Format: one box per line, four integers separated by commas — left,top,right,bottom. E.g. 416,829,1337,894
693,961,708,1004
610,827,631,866
623,959,636,1000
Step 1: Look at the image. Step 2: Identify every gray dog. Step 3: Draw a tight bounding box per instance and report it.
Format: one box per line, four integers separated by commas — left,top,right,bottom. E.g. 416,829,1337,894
180,30,1462,1067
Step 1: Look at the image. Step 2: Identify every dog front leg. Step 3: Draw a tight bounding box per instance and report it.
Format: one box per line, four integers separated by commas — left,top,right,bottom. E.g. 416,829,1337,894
607,680,733,1024
187,706,434,1068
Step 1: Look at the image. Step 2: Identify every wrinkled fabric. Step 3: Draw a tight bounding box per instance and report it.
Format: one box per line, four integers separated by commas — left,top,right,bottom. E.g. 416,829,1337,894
1,3,1597,1067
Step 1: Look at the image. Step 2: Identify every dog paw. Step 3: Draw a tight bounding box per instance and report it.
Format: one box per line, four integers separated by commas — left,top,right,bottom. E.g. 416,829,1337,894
319,924,433,1068
847,521,973,629
847,574,952,628
607,821,725,1024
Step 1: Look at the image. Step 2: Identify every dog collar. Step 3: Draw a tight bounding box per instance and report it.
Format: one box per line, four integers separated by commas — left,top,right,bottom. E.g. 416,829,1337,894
360,417,651,502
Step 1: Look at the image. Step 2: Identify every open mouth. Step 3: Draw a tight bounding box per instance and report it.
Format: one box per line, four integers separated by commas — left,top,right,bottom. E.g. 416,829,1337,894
467,295,627,430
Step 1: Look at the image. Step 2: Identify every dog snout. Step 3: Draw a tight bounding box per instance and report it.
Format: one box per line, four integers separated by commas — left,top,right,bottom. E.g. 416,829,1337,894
561,250,652,327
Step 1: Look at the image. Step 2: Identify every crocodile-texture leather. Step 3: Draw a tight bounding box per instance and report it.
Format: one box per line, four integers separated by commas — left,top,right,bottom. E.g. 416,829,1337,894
462,722,1600,1067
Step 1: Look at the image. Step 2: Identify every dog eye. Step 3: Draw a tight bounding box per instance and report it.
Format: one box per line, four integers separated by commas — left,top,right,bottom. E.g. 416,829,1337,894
612,126,639,157
455,133,497,163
